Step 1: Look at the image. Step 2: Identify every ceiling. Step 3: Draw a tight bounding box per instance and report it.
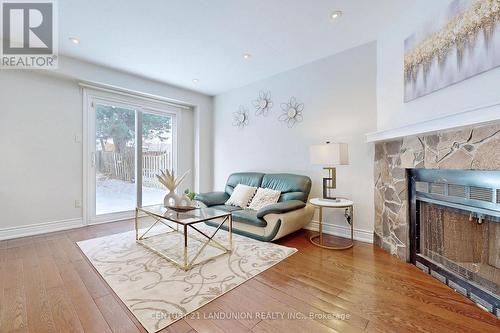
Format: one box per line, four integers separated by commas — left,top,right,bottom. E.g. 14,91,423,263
59,0,414,96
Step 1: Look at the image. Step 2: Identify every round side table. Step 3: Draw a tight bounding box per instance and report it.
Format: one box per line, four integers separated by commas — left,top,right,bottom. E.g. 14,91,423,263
309,198,354,250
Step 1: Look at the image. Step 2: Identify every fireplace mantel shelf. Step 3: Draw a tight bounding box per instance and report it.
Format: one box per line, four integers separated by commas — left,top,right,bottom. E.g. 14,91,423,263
366,102,500,143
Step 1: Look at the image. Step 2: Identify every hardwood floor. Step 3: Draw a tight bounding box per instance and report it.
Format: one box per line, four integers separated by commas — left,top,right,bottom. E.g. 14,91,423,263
0,221,498,333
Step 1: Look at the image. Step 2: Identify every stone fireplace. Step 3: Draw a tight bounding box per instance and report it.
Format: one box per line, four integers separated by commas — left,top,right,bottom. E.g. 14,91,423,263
374,122,500,260
373,122,500,315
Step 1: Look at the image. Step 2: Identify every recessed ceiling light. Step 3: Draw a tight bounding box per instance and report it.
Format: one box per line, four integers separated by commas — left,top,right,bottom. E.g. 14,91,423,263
242,53,251,60
192,79,199,84
69,37,80,44
331,10,343,19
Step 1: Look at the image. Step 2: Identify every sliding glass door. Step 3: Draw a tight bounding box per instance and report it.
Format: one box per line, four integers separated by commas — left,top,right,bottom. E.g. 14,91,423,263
94,102,137,215
141,111,175,207
86,92,178,223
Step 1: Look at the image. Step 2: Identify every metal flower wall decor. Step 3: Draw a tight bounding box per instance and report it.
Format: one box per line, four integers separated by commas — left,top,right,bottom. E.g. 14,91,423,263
232,105,249,128
252,90,273,116
279,97,304,128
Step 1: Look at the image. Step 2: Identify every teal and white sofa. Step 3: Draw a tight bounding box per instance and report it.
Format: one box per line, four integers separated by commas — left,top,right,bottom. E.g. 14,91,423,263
195,172,314,241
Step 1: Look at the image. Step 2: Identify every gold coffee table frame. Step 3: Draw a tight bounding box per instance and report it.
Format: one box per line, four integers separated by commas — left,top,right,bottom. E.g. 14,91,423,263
309,198,354,250
135,206,232,271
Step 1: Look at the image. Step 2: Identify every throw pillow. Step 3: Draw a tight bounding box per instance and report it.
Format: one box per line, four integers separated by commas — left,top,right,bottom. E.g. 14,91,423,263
248,188,281,210
225,184,257,208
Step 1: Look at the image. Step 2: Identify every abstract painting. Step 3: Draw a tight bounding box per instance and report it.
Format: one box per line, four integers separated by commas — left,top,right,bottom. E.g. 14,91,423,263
404,0,500,102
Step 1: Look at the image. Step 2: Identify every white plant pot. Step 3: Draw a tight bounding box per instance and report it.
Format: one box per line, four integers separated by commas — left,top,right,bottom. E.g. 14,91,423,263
164,191,191,207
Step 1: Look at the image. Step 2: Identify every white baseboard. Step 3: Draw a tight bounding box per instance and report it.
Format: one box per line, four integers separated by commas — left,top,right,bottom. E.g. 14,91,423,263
0,218,84,241
0,212,148,241
304,220,373,243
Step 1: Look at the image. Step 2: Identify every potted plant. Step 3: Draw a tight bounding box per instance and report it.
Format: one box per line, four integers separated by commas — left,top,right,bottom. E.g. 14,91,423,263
156,169,192,209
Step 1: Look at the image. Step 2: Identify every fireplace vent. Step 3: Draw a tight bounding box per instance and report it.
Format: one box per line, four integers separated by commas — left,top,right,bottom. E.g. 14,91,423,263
417,182,495,204
415,181,428,193
430,183,445,195
413,170,500,218
448,184,466,198
470,186,493,202
417,182,495,202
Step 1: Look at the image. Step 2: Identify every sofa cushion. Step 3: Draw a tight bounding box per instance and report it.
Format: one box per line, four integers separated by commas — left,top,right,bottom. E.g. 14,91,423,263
261,173,311,203
232,209,267,227
248,187,281,210
211,205,243,213
225,172,265,196
225,184,257,208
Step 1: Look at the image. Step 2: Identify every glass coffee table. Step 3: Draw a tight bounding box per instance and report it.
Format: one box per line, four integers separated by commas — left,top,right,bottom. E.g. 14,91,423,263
135,205,232,271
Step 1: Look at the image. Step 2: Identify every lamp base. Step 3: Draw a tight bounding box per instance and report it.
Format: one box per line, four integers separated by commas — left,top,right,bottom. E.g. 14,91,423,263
322,178,340,201
322,167,338,200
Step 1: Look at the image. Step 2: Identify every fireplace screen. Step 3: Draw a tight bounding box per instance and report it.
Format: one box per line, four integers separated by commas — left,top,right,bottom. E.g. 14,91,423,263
409,168,500,315
419,202,499,297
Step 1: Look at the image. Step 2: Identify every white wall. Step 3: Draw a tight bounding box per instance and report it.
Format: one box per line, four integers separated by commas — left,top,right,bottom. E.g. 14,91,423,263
0,57,212,238
0,71,83,232
213,42,377,241
377,0,500,132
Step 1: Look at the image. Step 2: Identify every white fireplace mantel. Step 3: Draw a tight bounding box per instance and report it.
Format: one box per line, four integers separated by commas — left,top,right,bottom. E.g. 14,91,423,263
366,102,500,143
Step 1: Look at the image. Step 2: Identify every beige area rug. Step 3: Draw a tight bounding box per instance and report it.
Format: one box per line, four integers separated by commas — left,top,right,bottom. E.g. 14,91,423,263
77,223,296,332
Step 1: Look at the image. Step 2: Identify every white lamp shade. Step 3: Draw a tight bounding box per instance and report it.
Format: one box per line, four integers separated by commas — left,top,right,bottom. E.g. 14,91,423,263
310,142,349,166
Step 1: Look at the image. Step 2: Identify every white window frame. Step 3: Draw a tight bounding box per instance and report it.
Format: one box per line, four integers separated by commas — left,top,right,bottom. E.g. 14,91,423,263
82,86,184,225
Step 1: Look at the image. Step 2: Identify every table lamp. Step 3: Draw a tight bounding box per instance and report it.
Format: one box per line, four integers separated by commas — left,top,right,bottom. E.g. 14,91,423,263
310,142,349,201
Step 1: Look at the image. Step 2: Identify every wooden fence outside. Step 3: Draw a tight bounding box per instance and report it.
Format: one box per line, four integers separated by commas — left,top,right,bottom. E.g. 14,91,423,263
97,151,171,189
143,152,171,188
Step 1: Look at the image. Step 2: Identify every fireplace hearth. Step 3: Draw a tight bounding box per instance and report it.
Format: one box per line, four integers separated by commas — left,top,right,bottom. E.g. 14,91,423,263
409,169,499,316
